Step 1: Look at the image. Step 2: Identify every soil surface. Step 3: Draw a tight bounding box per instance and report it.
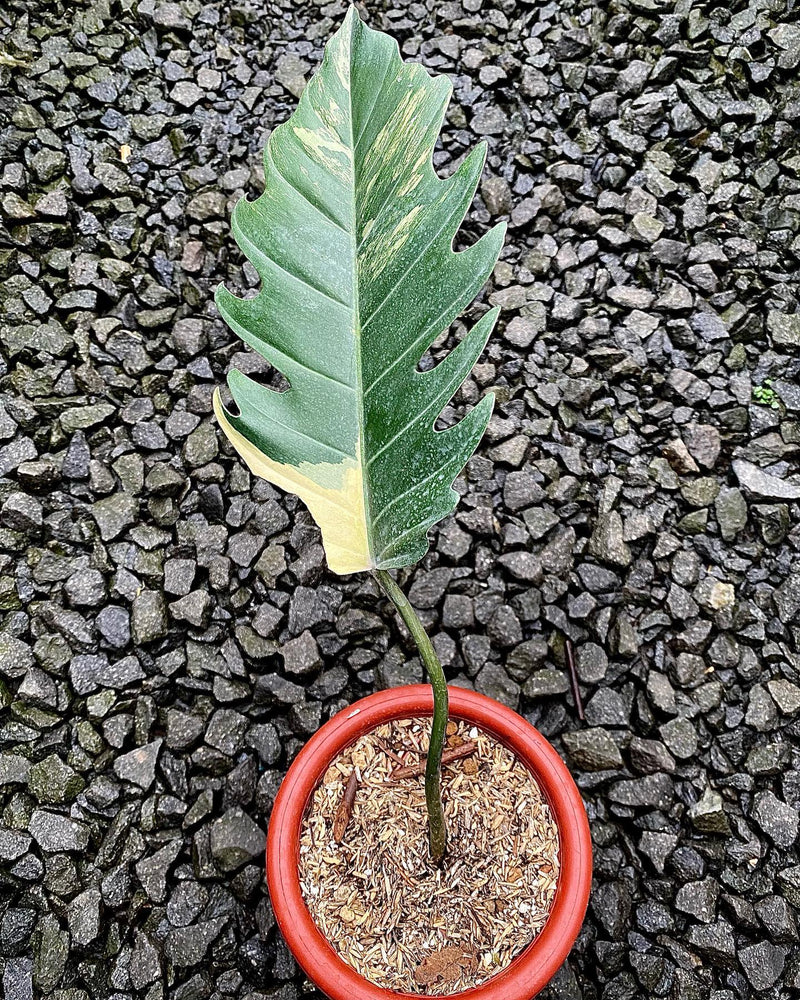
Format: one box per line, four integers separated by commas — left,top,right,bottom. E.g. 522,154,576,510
1,1,800,999
299,717,559,994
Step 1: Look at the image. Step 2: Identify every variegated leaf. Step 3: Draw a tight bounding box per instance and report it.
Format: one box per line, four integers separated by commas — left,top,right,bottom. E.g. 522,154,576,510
214,6,505,573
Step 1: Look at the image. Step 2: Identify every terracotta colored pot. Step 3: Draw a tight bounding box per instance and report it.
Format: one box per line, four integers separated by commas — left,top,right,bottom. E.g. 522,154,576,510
267,685,592,1000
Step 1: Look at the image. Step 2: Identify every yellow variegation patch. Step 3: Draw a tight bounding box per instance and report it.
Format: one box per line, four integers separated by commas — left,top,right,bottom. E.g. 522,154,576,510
213,392,369,574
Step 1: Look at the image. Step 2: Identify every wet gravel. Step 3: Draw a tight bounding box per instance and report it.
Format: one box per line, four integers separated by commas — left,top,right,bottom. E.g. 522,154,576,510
1,0,800,998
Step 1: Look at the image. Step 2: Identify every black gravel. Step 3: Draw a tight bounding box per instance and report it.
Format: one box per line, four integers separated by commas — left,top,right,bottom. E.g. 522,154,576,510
1,1,800,999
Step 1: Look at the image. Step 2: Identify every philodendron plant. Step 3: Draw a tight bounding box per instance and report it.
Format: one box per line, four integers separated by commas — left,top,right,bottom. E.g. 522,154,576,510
213,6,504,864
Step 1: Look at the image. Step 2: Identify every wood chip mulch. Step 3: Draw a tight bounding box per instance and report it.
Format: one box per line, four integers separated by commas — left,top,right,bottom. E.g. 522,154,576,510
298,717,560,995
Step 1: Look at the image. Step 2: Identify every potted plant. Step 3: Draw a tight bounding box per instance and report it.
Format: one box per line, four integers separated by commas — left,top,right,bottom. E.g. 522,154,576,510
213,7,591,998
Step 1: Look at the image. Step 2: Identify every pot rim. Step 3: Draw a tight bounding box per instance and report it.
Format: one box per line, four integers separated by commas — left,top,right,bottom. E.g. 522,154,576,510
267,685,592,1000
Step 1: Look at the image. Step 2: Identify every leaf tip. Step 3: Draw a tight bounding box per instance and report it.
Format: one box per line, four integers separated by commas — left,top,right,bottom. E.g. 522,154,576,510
342,3,362,32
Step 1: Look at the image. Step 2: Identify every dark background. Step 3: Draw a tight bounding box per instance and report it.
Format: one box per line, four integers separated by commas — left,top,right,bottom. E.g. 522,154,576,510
1,0,799,998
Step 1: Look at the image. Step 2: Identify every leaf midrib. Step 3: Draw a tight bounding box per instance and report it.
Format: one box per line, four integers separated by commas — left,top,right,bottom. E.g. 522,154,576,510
346,17,375,568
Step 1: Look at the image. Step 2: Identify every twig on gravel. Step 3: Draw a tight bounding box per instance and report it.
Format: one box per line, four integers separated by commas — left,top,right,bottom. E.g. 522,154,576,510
565,639,585,722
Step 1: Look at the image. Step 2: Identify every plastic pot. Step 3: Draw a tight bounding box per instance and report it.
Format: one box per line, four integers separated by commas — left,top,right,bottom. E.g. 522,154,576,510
267,685,592,1000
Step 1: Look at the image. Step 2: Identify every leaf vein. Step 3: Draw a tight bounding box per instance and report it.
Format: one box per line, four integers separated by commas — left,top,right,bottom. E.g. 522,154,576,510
375,510,439,559
221,307,355,391
363,290,466,398
361,194,468,330
234,223,352,310
238,400,352,461
266,143,349,234
355,124,439,253
353,59,393,153
366,387,448,468
372,464,447,531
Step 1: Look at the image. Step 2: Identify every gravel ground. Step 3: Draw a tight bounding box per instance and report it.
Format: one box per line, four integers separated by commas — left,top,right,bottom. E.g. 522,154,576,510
1,1,800,999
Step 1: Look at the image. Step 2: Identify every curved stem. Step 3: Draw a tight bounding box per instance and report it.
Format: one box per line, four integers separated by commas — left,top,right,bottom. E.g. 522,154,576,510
373,568,448,864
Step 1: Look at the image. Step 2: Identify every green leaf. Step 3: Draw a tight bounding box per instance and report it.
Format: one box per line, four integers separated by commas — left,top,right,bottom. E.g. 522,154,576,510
214,5,505,574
